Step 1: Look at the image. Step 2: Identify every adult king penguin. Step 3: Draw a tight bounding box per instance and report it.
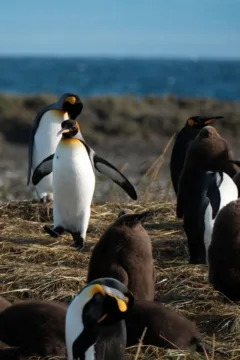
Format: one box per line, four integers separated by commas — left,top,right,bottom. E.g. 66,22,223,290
32,119,137,249
170,115,223,195
27,93,83,203
66,277,134,360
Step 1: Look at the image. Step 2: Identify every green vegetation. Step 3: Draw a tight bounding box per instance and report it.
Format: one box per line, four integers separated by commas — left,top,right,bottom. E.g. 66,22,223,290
0,94,240,145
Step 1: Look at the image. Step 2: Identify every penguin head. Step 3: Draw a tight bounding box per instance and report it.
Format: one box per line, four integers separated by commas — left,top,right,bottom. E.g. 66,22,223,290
57,119,79,138
65,277,134,360
117,209,134,218
57,93,83,120
186,116,223,129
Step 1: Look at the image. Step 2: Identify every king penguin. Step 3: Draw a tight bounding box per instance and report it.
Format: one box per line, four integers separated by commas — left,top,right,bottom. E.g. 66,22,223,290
170,115,223,195
177,127,238,264
27,93,83,203
32,119,137,249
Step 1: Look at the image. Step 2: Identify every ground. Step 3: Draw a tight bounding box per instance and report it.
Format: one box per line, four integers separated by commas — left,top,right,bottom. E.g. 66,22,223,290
1,200,240,360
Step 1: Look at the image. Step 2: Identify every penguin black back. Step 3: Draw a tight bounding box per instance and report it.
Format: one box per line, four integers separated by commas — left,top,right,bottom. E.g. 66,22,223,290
87,209,156,301
170,116,223,195
208,199,240,301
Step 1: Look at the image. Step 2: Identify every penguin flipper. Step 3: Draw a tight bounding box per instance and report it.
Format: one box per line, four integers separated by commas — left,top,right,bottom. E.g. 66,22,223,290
32,154,54,186
93,155,138,200
206,172,222,219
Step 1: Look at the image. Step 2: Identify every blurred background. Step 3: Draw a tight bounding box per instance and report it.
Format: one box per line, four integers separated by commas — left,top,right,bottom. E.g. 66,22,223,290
0,0,239,204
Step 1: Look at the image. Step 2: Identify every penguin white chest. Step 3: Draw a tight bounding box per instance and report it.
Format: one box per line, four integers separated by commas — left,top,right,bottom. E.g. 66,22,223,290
32,110,68,199
53,139,95,233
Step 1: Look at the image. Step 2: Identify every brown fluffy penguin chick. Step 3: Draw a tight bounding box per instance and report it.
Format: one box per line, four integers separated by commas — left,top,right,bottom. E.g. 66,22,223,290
0,300,67,358
0,296,11,312
126,300,203,351
87,209,156,301
208,199,240,301
177,126,237,218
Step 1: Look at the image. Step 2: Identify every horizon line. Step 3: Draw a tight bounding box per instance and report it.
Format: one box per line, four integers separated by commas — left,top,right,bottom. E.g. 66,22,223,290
0,54,240,61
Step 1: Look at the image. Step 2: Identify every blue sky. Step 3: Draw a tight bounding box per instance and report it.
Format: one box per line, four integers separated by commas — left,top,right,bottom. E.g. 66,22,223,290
1,0,239,58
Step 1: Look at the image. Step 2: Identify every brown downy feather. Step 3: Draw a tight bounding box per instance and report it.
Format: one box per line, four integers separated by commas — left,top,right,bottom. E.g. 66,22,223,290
87,209,156,301
209,198,240,301
0,300,67,358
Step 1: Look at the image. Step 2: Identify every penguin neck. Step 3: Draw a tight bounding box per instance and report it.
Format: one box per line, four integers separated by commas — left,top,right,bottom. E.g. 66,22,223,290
95,320,126,360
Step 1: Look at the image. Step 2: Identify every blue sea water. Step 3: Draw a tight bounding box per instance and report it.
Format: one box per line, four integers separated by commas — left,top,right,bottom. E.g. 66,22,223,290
0,57,240,100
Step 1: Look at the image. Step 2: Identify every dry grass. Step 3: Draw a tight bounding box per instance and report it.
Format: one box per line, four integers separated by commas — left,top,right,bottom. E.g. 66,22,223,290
1,200,240,360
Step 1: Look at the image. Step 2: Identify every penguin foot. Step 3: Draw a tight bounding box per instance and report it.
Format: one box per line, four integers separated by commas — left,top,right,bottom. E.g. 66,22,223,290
40,194,53,204
72,233,85,250
40,196,48,204
44,225,64,238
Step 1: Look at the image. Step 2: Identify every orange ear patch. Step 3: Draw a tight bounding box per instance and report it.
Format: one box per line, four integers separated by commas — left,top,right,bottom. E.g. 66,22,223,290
188,119,194,126
65,96,76,104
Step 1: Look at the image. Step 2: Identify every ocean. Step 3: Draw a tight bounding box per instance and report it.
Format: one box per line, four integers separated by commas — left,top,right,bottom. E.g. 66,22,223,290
0,57,239,100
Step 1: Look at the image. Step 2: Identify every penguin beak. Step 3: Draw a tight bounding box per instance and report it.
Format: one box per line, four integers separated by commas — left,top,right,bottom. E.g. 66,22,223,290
203,116,223,125
57,128,70,136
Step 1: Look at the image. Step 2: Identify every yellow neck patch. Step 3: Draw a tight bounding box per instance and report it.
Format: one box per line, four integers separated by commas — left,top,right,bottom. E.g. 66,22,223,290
51,109,68,118
60,138,82,147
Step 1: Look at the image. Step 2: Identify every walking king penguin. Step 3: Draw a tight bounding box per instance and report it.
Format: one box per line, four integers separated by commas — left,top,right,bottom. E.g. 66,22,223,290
32,119,137,249
27,93,83,203
170,116,223,195
66,277,134,360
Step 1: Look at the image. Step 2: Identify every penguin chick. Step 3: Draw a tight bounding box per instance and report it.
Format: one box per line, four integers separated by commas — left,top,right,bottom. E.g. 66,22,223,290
32,120,137,249
87,209,156,300
170,116,223,195
27,93,83,203
0,300,67,358
208,198,240,301
126,300,207,351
